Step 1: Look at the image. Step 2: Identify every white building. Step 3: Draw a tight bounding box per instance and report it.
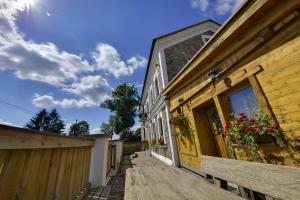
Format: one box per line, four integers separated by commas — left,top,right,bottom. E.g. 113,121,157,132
140,20,220,166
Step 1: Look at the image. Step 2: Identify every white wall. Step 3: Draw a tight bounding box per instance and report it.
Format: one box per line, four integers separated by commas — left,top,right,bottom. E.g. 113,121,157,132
89,136,109,187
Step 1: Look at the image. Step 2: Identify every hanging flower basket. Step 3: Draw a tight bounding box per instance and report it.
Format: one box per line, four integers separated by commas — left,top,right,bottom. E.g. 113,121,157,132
223,112,285,161
169,112,191,137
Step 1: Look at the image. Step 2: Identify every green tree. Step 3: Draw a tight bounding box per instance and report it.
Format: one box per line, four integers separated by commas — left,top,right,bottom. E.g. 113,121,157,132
101,83,139,135
134,128,141,136
25,109,49,131
25,109,65,134
69,120,90,136
48,109,65,134
100,115,122,135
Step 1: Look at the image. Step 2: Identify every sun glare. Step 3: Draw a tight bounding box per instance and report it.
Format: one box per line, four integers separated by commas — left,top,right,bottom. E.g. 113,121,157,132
16,0,37,11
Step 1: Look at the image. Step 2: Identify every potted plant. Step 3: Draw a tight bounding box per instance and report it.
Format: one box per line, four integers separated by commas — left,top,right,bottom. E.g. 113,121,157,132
158,137,165,146
151,138,157,146
223,112,285,161
169,112,191,137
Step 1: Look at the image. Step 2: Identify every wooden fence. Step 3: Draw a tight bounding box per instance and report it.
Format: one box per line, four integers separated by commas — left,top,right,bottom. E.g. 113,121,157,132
0,125,94,200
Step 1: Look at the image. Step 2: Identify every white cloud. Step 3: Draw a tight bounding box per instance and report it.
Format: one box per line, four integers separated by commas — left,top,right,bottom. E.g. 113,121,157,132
90,127,100,134
190,0,209,12
0,118,15,126
131,123,140,131
215,0,245,15
0,0,94,87
33,75,112,108
0,0,146,109
92,43,147,78
189,0,245,15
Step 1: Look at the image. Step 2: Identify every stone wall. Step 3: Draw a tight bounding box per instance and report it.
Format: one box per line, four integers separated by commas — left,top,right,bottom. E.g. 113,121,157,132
164,30,215,81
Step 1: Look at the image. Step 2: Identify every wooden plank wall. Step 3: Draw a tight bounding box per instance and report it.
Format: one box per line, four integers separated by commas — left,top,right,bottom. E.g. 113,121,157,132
166,1,300,168
0,126,93,200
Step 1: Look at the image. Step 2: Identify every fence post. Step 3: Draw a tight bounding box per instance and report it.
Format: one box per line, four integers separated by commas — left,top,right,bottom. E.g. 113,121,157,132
88,134,110,187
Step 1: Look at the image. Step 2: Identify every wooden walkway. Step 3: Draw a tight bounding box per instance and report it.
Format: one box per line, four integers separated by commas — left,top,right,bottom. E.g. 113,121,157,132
125,151,243,200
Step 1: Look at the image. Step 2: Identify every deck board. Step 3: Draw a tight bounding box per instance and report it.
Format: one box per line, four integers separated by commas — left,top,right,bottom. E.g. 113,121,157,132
125,151,243,200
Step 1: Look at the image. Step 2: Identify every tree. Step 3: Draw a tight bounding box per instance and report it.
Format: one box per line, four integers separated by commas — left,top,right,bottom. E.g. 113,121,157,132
100,115,122,135
134,128,141,136
25,109,65,134
69,121,90,136
101,83,140,135
25,109,49,131
48,109,65,134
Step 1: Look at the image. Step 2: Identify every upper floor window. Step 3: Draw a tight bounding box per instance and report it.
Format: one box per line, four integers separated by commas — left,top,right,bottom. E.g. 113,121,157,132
227,86,259,117
158,117,165,143
201,35,211,43
154,77,159,98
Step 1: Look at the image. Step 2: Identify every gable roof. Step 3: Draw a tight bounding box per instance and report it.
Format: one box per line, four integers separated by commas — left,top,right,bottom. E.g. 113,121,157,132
140,19,221,105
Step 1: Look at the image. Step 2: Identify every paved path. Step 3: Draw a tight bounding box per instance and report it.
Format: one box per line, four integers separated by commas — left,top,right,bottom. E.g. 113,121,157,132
125,151,243,200
107,155,132,200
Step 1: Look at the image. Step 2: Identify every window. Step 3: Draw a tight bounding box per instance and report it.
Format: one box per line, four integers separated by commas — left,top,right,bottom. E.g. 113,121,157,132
154,77,159,98
201,35,211,43
228,86,259,117
158,117,164,141
152,122,156,139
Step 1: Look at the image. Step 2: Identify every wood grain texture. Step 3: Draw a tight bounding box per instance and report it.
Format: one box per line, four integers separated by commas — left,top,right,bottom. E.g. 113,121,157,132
201,155,300,200
0,125,94,149
167,1,300,169
0,146,92,200
125,152,243,200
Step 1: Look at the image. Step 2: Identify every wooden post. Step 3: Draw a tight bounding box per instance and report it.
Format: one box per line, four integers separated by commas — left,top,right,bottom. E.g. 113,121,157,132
213,177,227,190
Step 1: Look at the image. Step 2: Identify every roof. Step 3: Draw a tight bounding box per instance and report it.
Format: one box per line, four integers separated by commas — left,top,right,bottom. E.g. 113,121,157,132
162,0,250,96
140,19,221,107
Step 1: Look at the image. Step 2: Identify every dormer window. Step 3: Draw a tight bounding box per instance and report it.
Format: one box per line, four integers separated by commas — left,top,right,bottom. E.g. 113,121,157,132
201,34,211,43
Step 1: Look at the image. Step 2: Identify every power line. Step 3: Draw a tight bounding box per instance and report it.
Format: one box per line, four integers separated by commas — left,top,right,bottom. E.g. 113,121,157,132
0,99,34,115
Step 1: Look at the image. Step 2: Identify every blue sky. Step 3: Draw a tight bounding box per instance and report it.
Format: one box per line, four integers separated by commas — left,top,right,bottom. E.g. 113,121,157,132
0,0,244,133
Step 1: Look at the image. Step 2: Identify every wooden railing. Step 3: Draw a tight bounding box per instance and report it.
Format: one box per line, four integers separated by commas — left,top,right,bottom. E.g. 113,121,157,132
0,125,94,200
200,155,300,200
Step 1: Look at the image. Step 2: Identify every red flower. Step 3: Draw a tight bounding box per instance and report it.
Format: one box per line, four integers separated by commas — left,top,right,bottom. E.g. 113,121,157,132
242,124,247,130
250,118,255,124
225,122,232,129
268,127,274,134
257,124,263,130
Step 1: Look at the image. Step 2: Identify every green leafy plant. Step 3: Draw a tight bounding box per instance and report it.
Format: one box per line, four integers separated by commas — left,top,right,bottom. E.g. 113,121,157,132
223,112,285,161
169,112,191,137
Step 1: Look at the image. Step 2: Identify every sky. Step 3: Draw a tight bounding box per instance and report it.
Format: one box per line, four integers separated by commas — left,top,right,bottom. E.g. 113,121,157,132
0,0,245,134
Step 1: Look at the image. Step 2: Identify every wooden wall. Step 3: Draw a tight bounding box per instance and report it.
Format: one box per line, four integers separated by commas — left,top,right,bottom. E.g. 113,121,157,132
0,125,94,200
165,1,300,169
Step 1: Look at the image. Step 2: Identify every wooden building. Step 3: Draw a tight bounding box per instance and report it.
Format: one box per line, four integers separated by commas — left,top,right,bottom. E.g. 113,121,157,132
162,0,300,172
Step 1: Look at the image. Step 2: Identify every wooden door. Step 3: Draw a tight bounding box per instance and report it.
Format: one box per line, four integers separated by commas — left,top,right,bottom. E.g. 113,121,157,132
206,107,227,158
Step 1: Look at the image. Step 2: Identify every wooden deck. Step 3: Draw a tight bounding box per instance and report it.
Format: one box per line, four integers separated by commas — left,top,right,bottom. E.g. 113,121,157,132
125,151,243,200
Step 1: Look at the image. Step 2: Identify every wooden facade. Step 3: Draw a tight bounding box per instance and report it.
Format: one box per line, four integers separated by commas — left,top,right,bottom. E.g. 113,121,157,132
163,0,300,170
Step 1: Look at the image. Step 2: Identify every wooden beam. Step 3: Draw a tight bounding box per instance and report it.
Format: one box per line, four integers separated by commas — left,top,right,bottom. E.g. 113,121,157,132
0,125,94,149
248,75,277,123
201,155,300,200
